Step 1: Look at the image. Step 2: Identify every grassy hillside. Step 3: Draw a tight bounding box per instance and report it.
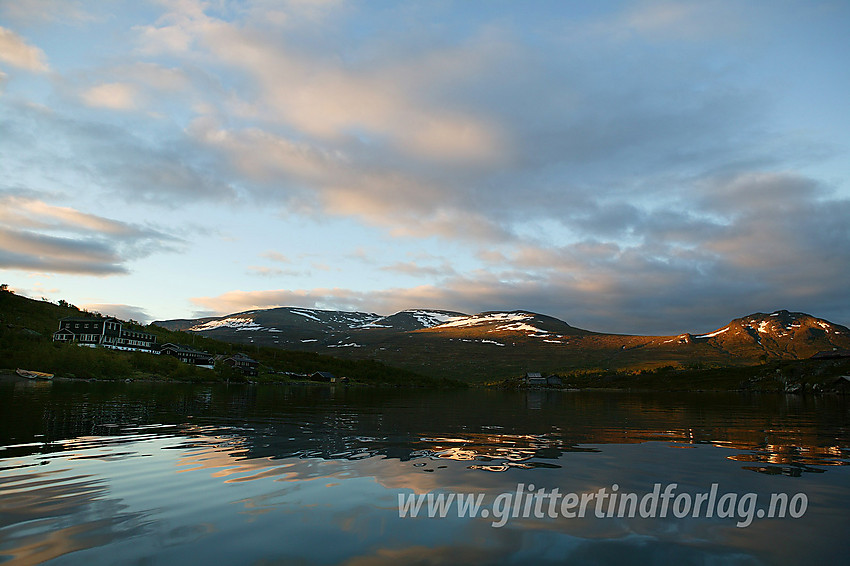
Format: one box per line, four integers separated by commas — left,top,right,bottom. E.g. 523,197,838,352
493,358,850,392
0,289,454,386
291,329,776,382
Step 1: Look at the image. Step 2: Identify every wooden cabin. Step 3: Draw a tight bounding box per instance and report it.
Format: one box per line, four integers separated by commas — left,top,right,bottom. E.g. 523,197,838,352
525,372,547,386
159,343,215,367
223,353,259,376
310,371,336,383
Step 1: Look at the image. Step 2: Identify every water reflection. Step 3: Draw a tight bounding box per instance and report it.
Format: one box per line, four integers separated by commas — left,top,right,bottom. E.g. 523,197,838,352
0,468,148,564
1,382,848,473
1,380,849,564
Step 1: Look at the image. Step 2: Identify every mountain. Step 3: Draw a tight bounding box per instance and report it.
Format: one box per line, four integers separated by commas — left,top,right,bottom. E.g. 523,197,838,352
0,291,444,385
154,307,469,344
361,309,469,331
153,307,850,381
689,310,849,354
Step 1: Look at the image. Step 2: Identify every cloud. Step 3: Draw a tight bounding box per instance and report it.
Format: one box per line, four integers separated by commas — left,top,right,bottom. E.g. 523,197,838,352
80,303,152,324
0,193,154,237
156,0,849,334
5,1,795,245
0,194,181,275
191,171,850,335
118,0,796,252
261,251,291,263
0,26,50,72
0,0,96,25
135,3,508,163
72,62,200,114
247,266,282,276
0,101,236,203
81,82,138,110
619,0,743,41
186,119,514,241
246,265,303,277
379,261,456,279
0,229,127,274
191,288,372,315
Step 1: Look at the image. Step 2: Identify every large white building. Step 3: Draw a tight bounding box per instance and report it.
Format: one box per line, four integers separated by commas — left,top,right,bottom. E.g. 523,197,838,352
53,317,157,352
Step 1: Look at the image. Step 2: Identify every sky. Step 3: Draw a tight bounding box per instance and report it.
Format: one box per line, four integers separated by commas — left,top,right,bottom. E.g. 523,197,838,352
1,0,849,335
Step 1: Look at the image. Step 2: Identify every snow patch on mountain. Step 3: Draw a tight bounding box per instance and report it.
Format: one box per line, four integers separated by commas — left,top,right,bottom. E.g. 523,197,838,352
189,317,263,332
435,312,534,329
408,310,465,327
694,327,729,339
433,312,558,337
358,310,466,330
452,338,506,346
495,322,548,334
290,309,321,321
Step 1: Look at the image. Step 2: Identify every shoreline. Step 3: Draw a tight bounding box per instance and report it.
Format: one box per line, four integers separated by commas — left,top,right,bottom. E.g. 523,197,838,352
3,368,847,394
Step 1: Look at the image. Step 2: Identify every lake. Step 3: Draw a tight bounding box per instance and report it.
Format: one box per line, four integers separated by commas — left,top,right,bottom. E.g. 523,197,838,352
1,379,848,565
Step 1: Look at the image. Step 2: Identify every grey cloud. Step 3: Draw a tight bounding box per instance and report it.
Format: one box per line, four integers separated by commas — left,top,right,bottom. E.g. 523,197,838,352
696,172,824,214
81,303,152,324
5,3,815,245
0,227,118,262
0,250,126,275
0,101,236,205
191,178,850,335
0,192,183,276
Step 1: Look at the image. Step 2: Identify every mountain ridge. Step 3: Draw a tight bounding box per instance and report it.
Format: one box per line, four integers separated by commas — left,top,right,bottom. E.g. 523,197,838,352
153,306,850,380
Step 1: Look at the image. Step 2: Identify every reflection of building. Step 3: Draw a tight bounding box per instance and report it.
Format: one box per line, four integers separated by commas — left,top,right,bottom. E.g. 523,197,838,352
53,317,156,351
159,343,215,367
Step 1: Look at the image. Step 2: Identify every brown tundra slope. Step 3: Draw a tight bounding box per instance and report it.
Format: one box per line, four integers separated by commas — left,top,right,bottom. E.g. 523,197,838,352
155,308,850,381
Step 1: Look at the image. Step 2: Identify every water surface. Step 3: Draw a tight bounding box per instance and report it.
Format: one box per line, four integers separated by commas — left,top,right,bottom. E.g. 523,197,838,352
1,379,848,564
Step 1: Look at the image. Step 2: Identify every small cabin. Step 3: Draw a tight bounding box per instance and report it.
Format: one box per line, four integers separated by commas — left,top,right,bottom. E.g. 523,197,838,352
310,371,336,383
159,343,215,367
546,375,563,387
525,372,547,386
811,349,850,360
223,353,259,376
